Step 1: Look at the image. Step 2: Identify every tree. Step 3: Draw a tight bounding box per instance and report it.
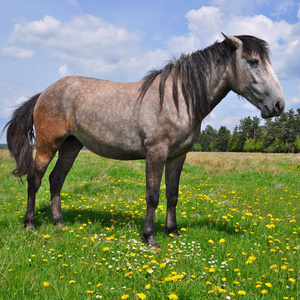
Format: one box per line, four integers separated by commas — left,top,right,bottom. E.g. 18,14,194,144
196,125,218,151
295,135,300,153
216,126,231,151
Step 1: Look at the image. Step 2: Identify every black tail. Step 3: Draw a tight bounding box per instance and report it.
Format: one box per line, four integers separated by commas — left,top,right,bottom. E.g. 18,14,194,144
4,93,41,177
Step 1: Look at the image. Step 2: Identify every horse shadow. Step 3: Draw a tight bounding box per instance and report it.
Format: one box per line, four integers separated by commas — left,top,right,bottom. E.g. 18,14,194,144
18,203,243,238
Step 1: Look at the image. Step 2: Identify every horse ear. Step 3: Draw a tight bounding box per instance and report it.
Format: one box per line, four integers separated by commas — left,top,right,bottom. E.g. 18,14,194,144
222,33,243,50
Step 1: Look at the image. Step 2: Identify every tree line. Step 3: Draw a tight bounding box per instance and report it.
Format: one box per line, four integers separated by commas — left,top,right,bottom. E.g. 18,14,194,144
193,108,300,153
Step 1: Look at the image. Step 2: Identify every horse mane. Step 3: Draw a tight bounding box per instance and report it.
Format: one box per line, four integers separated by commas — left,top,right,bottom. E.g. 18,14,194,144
139,35,270,119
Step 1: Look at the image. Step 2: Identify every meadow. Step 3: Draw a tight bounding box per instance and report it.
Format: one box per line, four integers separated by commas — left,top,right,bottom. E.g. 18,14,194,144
0,150,299,299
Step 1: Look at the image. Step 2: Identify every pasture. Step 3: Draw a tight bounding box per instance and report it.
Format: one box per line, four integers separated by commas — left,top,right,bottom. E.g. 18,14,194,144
0,150,299,299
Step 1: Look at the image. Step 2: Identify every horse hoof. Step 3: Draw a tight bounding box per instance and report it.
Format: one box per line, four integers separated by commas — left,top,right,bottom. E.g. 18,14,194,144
142,235,160,248
24,222,36,230
53,221,67,228
165,229,180,238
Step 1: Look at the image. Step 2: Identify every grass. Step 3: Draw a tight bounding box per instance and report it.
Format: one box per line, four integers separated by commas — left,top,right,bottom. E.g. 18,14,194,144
0,150,299,299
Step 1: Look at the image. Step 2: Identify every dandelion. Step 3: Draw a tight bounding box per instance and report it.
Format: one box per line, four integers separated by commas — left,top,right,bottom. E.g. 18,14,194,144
69,280,76,284
261,290,268,295
266,224,275,229
219,238,226,243
145,284,151,289
102,247,110,251
265,282,272,288
137,293,146,299
87,290,94,294
288,278,296,283
43,234,51,239
209,267,215,273
43,282,50,287
168,294,178,300
238,290,246,295
121,295,129,300
208,239,214,244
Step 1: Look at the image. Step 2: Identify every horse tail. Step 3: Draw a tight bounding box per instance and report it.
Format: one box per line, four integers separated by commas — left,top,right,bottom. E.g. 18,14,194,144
4,93,41,177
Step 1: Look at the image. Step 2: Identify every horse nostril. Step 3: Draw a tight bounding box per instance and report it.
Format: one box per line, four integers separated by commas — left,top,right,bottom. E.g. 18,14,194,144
275,101,281,113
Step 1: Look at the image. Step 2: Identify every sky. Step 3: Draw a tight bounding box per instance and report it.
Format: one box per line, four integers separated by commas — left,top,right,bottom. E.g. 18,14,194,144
0,0,300,143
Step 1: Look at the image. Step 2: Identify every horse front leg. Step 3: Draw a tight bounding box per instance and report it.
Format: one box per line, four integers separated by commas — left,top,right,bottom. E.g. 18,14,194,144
165,154,186,237
142,147,167,248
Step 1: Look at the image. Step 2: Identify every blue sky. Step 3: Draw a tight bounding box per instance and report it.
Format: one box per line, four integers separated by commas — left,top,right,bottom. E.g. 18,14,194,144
1,0,300,143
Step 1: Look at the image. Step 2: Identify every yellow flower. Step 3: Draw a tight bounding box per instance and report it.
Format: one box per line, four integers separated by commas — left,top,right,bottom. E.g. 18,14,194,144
208,239,214,244
168,294,178,300
265,282,272,288
209,267,215,273
69,280,76,284
219,238,226,243
87,290,94,294
121,295,129,300
145,284,151,289
289,278,296,283
43,282,50,287
137,293,146,299
238,290,246,295
43,234,51,239
261,290,268,294
102,247,110,251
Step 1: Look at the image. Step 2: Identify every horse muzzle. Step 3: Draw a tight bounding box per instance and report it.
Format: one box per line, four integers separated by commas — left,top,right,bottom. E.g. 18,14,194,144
261,98,285,118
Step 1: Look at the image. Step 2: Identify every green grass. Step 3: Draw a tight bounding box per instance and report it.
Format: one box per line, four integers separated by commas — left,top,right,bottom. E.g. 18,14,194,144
0,150,299,299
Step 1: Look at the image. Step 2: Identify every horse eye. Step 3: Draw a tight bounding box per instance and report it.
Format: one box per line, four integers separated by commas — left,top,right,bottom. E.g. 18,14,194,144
248,58,260,67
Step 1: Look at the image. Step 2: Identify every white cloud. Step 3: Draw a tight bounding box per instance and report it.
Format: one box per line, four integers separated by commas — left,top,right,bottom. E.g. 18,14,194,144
59,64,70,77
289,96,300,104
0,46,34,59
4,15,146,79
221,116,241,126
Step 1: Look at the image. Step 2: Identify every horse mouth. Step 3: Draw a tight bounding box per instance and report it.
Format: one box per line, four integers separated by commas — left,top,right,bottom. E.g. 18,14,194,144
261,105,271,118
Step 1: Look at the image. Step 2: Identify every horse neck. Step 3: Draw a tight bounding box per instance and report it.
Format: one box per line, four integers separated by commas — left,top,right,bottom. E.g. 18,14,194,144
204,61,232,117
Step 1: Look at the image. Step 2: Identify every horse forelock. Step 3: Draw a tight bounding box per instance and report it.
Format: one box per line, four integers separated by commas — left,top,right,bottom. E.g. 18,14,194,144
235,35,271,66
138,35,270,119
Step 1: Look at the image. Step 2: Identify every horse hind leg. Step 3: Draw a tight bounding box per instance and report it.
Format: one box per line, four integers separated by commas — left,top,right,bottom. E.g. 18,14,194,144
49,136,83,226
25,148,57,229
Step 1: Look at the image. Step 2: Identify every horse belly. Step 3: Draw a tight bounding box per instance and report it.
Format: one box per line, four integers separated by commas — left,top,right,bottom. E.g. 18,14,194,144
73,124,146,160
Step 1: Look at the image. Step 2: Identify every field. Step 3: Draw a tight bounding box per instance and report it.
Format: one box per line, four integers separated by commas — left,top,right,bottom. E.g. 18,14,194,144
0,150,299,299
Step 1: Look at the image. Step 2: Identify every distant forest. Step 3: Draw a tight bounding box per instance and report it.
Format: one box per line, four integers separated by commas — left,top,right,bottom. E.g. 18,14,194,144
193,108,300,153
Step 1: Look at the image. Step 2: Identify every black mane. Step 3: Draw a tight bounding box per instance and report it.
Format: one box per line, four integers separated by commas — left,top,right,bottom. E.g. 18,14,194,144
139,35,270,119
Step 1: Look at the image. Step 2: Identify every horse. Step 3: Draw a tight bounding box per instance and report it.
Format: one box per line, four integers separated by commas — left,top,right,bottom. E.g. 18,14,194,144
5,34,285,248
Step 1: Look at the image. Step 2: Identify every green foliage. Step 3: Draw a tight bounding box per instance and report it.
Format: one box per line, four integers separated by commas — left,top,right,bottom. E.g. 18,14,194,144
193,108,300,153
0,151,299,299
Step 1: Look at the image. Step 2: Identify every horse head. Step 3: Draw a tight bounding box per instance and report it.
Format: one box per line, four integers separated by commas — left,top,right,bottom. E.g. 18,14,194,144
223,33,285,118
